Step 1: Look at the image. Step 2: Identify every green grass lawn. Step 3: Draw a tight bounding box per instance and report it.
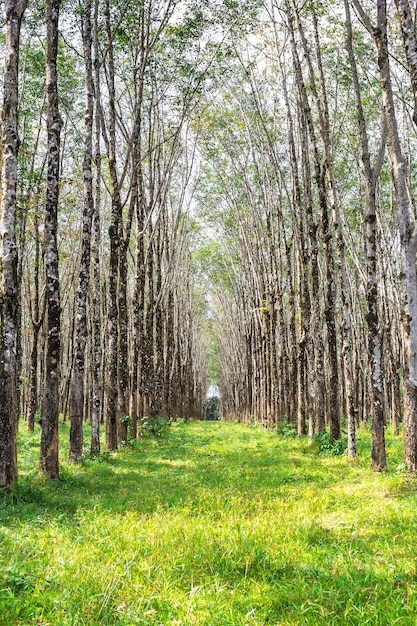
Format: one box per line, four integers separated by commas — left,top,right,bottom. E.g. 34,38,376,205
1,420,416,625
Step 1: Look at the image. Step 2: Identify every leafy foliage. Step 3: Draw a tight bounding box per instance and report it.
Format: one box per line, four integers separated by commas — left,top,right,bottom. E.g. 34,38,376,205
316,431,349,456
138,416,170,438
275,420,298,438
205,396,220,420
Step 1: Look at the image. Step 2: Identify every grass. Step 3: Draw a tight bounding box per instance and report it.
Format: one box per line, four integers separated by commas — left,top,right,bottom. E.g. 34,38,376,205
0,420,417,625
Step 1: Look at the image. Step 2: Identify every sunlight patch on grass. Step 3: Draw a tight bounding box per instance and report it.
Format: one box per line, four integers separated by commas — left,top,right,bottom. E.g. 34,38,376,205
155,459,196,468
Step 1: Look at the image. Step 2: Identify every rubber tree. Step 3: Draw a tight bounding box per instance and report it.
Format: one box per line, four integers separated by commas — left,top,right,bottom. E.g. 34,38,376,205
352,0,417,472
40,0,62,479
0,0,28,490
69,0,95,463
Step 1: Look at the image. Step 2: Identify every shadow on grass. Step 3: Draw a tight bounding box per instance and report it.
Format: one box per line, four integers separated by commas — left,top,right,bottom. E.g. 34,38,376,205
0,421,406,531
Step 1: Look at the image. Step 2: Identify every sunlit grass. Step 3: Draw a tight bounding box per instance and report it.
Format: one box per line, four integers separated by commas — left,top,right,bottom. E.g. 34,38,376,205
1,420,416,625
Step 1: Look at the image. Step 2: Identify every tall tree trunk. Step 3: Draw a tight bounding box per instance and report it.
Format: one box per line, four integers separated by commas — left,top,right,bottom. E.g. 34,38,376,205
27,214,45,431
143,237,155,417
103,0,121,451
281,61,310,436
69,0,95,462
0,0,27,490
376,4,417,472
130,156,145,438
117,236,130,443
395,0,417,125
298,105,325,437
40,0,62,479
345,0,387,470
154,220,164,417
90,0,101,456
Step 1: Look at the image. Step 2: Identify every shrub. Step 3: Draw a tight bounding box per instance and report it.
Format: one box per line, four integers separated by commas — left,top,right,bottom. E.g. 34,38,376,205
316,431,348,456
275,421,298,438
138,416,169,438
120,414,131,429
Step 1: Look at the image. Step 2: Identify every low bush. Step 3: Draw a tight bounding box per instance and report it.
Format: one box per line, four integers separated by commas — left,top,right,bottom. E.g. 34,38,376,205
316,430,348,456
138,415,169,438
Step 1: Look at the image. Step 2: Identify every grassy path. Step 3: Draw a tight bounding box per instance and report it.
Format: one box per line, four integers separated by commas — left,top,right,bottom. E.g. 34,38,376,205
1,420,417,625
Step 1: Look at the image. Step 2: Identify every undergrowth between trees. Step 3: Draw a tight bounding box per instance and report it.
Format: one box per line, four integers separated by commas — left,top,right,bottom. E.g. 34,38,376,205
0,420,416,625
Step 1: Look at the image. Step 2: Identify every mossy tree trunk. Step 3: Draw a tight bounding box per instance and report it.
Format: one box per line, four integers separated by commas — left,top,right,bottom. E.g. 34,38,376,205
0,0,27,490
40,0,62,480
69,0,95,463
345,0,387,470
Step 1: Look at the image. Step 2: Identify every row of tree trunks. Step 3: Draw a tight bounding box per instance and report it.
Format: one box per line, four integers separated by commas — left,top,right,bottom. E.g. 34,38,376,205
207,0,410,473
0,0,208,489
5,0,417,491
